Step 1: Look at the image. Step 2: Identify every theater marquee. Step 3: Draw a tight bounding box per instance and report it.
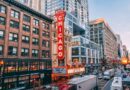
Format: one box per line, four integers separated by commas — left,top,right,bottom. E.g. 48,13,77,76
55,10,66,60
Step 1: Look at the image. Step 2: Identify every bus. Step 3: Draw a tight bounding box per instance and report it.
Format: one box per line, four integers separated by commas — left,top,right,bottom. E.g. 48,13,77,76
68,75,98,90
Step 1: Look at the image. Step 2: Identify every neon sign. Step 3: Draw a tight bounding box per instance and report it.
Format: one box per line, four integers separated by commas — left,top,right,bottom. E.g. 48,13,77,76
55,10,66,60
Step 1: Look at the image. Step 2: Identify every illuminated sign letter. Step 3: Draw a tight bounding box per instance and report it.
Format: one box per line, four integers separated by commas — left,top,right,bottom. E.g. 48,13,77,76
55,10,66,60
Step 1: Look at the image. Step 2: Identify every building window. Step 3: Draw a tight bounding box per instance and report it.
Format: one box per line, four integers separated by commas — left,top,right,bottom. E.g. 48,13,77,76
42,40,50,48
0,30,4,39
8,46,17,55
32,49,38,57
42,31,50,38
23,14,30,22
22,36,29,43
33,28,39,34
9,33,18,42
10,20,19,29
42,50,50,58
0,16,5,25
72,47,79,55
0,45,3,55
33,18,39,26
81,48,86,56
32,38,39,45
23,24,30,32
43,23,50,30
0,5,6,13
21,48,29,56
11,9,19,19
43,22,46,29
46,24,50,30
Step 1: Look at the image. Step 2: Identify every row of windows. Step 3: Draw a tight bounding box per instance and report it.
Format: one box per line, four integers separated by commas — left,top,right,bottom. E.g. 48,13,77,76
2,61,51,75
0,45,50,58
0,5,50,29
0,17,50,34
0,30,50,47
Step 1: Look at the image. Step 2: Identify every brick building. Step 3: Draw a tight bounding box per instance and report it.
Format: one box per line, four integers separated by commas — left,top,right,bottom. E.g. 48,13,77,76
0,0,52,89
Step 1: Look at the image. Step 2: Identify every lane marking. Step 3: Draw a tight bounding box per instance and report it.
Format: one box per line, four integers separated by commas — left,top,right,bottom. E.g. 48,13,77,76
102,78,113,90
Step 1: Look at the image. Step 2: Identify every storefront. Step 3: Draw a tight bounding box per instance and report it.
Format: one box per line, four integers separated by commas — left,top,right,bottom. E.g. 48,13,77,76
0,59,52,90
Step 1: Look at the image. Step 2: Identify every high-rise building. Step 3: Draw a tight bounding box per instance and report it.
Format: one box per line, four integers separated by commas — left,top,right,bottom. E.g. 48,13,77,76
45,0,89,34
0,0,52,89
122,45,129,58
45,0,100,74
90,18,118,67
15,0,46,14
116,34,123,59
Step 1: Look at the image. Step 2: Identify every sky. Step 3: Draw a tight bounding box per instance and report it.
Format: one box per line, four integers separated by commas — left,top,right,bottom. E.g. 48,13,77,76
88,0,130,51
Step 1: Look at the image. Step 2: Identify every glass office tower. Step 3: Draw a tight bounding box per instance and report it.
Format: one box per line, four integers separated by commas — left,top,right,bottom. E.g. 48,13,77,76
45,0,92,65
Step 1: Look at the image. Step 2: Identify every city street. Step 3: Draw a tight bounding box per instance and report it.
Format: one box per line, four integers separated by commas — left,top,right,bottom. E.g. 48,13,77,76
98,79,108,90
0,0,130,90
102,79,113,90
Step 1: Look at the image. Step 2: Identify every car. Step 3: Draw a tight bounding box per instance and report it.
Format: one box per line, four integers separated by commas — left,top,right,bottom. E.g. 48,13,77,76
98,73,103,79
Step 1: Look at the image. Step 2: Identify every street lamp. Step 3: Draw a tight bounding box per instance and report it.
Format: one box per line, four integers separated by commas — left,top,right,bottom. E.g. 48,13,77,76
121,57,128,70
121,57,128,65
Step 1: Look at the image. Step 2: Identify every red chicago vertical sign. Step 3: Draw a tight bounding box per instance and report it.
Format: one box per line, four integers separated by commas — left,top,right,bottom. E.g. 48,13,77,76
55,10,66,60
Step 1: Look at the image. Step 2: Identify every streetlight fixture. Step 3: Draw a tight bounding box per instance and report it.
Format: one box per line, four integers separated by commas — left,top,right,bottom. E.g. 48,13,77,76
121,57,128,70
121,57,128,65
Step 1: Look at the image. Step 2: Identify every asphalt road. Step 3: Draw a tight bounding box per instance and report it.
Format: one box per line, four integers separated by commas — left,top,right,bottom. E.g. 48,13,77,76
102,78,113,90
98,79,108,90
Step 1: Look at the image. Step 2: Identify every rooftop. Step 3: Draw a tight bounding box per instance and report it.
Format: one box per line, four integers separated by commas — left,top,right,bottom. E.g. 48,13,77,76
4,0,53,23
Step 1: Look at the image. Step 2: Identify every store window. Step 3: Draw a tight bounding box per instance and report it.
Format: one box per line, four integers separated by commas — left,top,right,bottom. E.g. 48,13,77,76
10,20,19,29
4,62,17,73
0,16,5,25
72,47,79,55
32,49,38,57
30,62,39,71
22,36,29,43
33,18,39,26
3,77,17,89
0,30,4,39
32,38,39,45
23,24,30,32
23,14,30,22
0,45,3,55
0,5,6,13
9,33,18,42
8,46,17,55
42,50,50,58
19,62,28,71
21,48,29,56
33,28,39,34
11,9,19,19
39,62,45,70
46,61,51,68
